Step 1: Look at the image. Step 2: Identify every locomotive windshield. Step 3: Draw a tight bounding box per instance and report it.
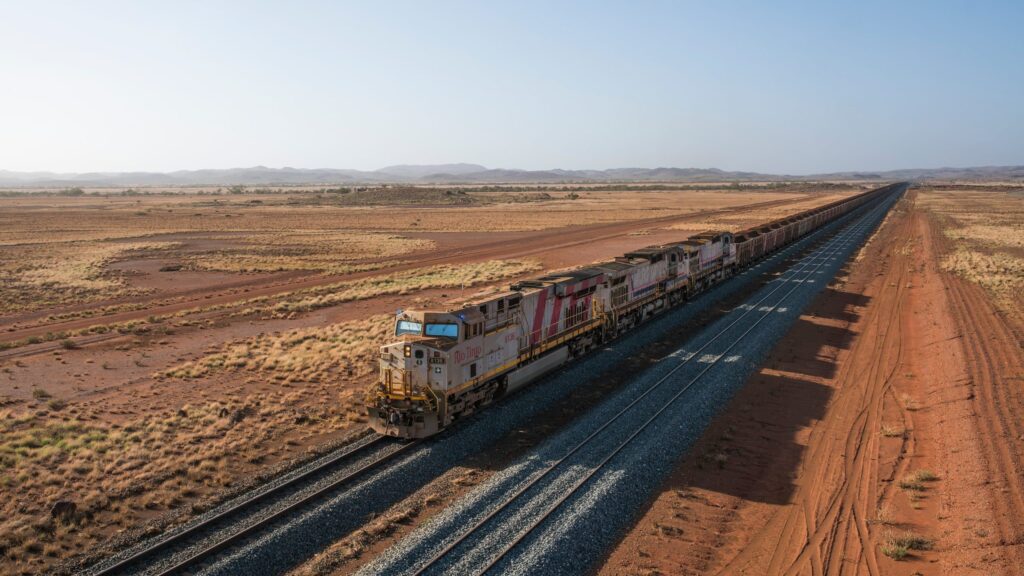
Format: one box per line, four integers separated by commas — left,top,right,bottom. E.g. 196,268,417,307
395,320,423,336
425,323,458,339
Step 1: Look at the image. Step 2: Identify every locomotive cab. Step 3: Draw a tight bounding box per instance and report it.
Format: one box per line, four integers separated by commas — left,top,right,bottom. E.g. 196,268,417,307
370,310,464,436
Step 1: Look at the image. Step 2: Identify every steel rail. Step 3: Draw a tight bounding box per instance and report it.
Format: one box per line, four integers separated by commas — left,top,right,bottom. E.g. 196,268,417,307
410,188,899,576
91,434,412,576
474,192,899,575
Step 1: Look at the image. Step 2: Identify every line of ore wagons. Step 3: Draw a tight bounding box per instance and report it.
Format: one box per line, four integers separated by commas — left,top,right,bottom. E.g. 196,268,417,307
457,186,885,357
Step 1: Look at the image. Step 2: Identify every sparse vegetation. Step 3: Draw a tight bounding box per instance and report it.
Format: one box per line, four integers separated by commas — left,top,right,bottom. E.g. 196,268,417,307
880,529,934,560
898,470,937,491
874,503,895,525
941,248,1024,295
0,396,360,568
920,189,1024,314
0,186,863,572
910,469,938,482
898,477,925,491
900,393,920,411
880,424,904,437
187,232,432,274
880,540,908,560
160,315,392,383
240,259,542,319
0,241,180,314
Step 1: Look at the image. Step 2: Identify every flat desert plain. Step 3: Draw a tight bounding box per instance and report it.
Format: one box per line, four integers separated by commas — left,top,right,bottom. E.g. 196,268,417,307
0,184,857,575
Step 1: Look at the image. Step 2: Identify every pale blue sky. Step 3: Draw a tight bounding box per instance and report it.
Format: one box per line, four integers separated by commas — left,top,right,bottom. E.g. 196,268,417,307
1,1,1021,174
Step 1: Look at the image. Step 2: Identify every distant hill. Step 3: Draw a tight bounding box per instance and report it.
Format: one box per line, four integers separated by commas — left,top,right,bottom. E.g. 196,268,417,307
1,164,1021,187
810,165,1024,181
376,163,486,178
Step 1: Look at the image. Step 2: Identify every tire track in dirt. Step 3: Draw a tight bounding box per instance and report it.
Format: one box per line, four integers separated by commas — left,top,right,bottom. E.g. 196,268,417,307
722,193,915,576
0,195,817,343
932,212,1024,566
598,190,1024,576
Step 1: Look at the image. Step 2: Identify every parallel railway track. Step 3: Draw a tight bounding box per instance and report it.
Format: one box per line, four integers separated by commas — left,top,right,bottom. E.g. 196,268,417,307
88,434,416,576
394,188,902,576
83,190,899,576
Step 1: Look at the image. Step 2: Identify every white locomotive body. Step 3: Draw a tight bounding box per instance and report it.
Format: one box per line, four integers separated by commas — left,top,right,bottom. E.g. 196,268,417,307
367,185,898,438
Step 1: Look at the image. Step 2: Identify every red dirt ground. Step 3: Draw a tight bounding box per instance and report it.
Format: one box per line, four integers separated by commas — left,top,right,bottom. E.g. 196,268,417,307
1,190,853,575
599,191,1024,575
0,195,806,342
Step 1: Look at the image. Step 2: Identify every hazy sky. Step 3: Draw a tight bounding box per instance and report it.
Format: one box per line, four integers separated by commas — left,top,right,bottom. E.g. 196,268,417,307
1,1,1022,174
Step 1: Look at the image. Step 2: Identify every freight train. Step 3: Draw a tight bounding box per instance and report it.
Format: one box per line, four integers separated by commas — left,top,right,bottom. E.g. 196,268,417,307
366,184,902,438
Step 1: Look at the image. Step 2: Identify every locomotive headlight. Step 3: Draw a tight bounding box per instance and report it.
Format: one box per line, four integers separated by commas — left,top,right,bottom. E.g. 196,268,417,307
403,344,412,358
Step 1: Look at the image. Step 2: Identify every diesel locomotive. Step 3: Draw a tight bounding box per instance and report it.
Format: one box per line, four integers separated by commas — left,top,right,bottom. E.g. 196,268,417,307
366,184,901,438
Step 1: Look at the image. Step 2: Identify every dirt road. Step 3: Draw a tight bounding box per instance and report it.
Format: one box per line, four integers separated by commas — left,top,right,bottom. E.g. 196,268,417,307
599,191,1024,575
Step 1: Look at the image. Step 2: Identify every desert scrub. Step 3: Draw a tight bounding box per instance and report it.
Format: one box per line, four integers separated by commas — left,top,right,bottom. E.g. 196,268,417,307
874,503,895,525
880,424,904,437
898,470,938,491
941,248,1024,295
0,395,354,568
189,231,432,274
880,530,933,560
909,469,938,482
0,417,113,477
945,224,1024,249
898,477,925,491
0,241,180,314
244,259,542,318
161,315,392,382
666,194,851,232
0,259,537,353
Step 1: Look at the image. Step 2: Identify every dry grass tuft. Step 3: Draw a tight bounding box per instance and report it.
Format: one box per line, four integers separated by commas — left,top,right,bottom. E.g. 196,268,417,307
880,424,904,438
874,503,895,525
161,315,392,382
941,249,1024,295
0,241,179,314
242,259,541,319
898,477,925,492
898,470,937,492
189,231,431,274
900,393,920,411
920,188,1024,314
909,469,938,482
880,529,933,560
944,224,1024,249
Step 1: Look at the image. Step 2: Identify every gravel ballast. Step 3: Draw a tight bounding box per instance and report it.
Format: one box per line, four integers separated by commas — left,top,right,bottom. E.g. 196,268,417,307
120,190,894,576
357,188,903,576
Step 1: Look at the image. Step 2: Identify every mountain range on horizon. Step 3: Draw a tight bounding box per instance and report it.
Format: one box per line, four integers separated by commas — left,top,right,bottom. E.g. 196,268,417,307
1,163,1022,188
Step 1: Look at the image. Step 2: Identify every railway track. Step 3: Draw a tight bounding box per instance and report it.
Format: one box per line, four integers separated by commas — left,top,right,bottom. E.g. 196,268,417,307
87,434,415,576
366,187,902,575
83,192,896,576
